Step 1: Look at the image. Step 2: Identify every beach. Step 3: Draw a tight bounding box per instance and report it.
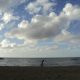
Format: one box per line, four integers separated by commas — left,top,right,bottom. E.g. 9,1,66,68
0,66,80,80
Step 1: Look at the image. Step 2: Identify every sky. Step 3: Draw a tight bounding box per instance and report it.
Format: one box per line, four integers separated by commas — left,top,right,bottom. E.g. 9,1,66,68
0,0,80,58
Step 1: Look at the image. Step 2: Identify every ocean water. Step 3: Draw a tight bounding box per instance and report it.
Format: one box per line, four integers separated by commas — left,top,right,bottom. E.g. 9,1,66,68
0,57,80,66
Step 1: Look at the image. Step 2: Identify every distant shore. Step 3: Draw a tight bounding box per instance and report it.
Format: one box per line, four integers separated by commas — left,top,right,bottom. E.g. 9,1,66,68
0,66,80,80
0,58,4,59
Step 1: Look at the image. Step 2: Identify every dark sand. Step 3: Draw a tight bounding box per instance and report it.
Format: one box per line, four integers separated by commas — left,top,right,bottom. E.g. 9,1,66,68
0,66,80,80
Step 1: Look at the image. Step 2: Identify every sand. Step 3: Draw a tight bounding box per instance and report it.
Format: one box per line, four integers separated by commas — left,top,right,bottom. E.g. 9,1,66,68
0,66,80,80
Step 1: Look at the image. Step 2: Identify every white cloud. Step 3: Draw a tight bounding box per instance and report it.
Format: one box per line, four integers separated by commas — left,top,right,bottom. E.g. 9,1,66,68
6,21,15,28
67,47,72,50
73,46,77,48
0,0,28,13
0,13,2,15
25,0,57,14
5,3,80,44
0,39,59,52
20,0,28,4
5,12,69,40
1,13,20,23
26,47,40,51
0,35,2,38
0,23,4,30
20,0,25,3
25,45,59,52
0,39,25,52
18,20,29,28
24,40,37,47
73,21,80,28
0,39,16,48
66,45,80,50
41,45,59,50
63,3,80,20
0,39,38,52
54,29,80,43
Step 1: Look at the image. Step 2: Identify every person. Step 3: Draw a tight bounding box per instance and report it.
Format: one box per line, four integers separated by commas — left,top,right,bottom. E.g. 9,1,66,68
41,60,44,67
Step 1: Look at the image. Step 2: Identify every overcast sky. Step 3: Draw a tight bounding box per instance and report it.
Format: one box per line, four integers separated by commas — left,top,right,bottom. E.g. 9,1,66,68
0,0,80,58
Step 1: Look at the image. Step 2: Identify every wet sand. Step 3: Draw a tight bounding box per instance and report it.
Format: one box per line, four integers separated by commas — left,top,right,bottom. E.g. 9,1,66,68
0,66,80,80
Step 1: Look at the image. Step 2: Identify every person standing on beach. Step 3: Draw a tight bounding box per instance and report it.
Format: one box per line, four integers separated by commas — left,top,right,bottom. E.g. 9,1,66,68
41,60,44,67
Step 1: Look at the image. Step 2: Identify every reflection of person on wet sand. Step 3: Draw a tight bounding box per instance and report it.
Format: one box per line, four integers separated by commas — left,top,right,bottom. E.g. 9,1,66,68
41,60,44,67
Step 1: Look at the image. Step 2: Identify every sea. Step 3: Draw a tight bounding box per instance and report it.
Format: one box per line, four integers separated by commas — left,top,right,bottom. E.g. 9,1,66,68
0,57,80,67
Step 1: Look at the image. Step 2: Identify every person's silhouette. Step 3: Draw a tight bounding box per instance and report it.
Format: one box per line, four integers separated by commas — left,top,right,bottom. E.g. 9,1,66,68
41,60,44,67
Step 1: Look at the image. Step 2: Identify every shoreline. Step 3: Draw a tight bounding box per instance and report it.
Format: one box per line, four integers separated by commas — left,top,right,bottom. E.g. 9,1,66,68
0,66,80,80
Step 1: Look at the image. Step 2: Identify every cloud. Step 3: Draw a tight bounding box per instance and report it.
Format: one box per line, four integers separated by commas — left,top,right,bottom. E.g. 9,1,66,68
0,13,2,15
0,35,2,38
66,45,80,50
41,45,59,50
1,13,20,23
63,3,80,20
5,3,80,44
0,39,16,48
5,12,69,40
0,0,28,13
73,21,80,28
24,40,37,47
18,20,29,28
0,39,59,52
20,0,26,3
0,39,25,52
67,47,72,50
25,45,59,52
6,21,15,28
0,23,4,30
25,0,57,14
54,29,80,43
